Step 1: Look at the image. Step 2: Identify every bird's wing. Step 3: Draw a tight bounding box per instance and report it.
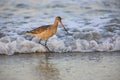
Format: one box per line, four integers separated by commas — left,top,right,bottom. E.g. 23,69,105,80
27,25,51,34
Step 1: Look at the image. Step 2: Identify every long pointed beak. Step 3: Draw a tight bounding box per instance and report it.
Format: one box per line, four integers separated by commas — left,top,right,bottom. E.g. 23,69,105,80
60,21,69,34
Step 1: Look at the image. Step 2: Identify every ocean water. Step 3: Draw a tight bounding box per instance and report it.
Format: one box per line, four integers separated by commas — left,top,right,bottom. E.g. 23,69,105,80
0,52,120,80
0,0,120,55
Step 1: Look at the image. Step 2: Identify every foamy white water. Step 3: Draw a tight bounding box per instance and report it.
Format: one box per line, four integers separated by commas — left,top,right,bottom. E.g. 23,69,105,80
0,0,120,55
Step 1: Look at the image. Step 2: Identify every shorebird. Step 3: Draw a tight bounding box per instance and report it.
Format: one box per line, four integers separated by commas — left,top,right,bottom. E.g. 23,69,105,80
26,16,68,51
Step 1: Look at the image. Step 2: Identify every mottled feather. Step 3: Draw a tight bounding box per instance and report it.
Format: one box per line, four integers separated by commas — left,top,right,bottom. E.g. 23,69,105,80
27,25,51,34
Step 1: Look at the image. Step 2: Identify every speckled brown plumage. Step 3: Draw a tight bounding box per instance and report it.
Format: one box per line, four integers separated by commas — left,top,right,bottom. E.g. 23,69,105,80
26,16,68,51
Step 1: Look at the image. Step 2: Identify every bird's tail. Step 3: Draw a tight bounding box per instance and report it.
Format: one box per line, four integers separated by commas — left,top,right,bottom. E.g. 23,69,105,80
25,31,33,35
26,31,31,33
26,31,35,35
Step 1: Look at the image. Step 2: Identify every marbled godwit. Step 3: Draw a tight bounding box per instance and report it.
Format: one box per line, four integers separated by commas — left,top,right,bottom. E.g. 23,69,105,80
26,16,68,51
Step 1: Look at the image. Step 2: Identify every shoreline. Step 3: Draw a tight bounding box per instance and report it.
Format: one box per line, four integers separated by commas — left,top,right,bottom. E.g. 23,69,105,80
0,51,120,56
0,52,120,80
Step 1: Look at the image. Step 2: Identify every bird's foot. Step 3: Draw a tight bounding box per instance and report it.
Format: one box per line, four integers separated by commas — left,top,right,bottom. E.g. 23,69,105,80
39,42,51,52
45,46,51,52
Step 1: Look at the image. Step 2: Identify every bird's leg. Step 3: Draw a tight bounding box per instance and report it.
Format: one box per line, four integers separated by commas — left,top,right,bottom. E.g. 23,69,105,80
39,39,42,44
45,40,51,52
39,39,44,46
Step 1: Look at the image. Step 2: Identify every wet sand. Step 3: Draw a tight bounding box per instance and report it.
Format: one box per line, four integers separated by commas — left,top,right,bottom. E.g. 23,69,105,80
0,52,120,80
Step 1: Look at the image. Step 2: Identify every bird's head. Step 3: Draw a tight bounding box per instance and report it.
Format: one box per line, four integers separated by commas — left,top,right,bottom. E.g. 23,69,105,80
55,16,69,34
56,16,62,22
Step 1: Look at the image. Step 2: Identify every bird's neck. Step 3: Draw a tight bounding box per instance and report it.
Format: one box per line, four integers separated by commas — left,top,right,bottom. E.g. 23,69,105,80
53,20,59,27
